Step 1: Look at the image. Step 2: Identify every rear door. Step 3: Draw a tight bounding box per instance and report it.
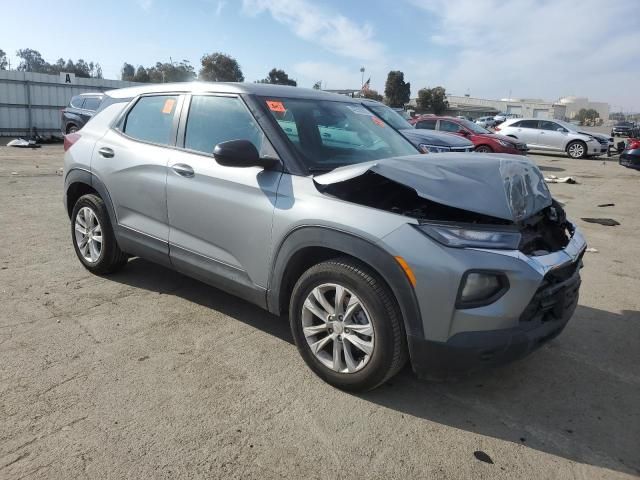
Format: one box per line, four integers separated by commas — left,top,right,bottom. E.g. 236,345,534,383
536,120,567,151
94,93,182,265
415,119,436,130
166,93,282,298
508,120,539,145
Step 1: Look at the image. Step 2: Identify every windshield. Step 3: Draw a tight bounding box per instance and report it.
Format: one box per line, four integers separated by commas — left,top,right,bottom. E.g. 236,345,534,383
262,97,418,171
458,118,490,134
616,121,633,127
365,104,413,130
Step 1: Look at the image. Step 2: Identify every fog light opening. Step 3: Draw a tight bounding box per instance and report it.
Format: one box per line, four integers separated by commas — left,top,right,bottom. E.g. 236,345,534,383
456,271,509,309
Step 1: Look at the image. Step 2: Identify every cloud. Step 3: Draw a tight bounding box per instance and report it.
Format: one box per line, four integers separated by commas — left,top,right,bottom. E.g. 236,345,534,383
215,0,226,16
136,0,153,11
407,0,640,108
242,0,385,61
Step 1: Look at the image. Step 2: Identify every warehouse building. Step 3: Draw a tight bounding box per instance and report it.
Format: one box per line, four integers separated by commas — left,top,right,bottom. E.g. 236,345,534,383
557,96,610,122
0,70,138,137
408,94,567,120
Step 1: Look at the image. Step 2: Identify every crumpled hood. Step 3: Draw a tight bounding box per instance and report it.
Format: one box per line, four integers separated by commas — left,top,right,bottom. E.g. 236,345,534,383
314,153,552,222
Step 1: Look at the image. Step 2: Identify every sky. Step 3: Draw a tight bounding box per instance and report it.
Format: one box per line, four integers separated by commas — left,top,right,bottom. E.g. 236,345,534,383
2,0,639,111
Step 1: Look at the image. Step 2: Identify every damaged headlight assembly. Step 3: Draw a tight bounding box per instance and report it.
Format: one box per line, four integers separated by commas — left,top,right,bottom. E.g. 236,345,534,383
416,223,521,249
418,144,451,154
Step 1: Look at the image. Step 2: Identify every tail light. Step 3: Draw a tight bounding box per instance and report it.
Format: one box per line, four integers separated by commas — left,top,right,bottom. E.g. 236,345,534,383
64,133,81,152
494,126,501,131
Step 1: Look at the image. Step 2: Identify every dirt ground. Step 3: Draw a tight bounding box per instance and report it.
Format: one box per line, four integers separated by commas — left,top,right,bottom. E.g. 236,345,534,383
1,144,639,479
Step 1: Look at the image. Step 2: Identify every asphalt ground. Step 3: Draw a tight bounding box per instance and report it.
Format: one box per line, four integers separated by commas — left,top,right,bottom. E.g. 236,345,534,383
1,144,638,479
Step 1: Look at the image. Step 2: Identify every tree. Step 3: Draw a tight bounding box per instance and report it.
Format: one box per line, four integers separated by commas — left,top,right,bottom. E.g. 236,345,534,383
133,66,150,83
0,49,7,70
16,48,48,72
199,52,244,82
384,71,410,108
362,89,383,102
416,86,449,114
312,81,322,90
147,60,195,83
257,68,296,86
577,108,599,125
122,63,135,81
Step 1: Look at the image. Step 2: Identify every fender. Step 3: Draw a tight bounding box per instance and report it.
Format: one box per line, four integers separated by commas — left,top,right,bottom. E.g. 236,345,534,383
267,226,424,338
64,168,118,225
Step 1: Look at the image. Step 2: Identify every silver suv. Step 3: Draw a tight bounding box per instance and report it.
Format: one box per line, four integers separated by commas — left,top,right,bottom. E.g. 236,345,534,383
63,83,586,391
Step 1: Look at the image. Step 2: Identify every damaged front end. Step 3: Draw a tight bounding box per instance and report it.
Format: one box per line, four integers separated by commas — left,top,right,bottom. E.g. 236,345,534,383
314,154,573,256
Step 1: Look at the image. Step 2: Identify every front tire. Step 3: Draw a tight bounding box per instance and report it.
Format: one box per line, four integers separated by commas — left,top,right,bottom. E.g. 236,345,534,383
71,194,127,274
475,145,493,153
289,257,407,392
566,140,587,159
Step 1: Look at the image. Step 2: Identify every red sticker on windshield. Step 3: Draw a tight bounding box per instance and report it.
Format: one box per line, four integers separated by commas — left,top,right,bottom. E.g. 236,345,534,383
372,116,385,127
266,100,286,112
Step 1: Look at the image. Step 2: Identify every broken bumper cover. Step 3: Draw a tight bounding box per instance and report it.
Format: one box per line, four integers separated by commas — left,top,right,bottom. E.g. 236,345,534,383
409,258,581,380
619,149,640,169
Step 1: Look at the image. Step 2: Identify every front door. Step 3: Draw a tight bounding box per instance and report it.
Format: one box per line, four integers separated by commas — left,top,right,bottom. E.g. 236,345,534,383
166,94,282,302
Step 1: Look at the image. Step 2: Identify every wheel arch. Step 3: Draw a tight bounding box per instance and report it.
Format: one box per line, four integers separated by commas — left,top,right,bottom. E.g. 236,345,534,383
64,169,117,225
267,226,424,338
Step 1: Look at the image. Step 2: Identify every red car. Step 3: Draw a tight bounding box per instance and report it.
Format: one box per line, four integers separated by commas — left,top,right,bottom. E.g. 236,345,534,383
410,115,529,155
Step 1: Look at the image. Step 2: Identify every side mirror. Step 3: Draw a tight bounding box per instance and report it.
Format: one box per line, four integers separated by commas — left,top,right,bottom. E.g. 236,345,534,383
459,129,470,136
213,139,280,169
557,128,565,132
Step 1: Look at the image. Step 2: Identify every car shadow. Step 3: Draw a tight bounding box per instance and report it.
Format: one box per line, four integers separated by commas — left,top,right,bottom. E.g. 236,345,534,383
108,258,638,476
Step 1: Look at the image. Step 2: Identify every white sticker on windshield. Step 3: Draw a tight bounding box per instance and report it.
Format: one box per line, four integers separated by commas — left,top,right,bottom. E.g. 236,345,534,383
347,105,373,116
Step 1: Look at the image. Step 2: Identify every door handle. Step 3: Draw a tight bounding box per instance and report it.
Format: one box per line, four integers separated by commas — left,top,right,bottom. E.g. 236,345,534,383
171,163,195,178
98,147,114,158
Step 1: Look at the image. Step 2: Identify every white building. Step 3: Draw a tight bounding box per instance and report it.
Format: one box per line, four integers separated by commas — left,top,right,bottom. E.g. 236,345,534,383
557,96,610,122
412,95,567,120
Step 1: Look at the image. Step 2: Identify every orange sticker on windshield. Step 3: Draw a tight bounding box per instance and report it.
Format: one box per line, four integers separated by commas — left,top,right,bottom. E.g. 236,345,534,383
372,116,385,127
162,98,176,114
266,100,286,112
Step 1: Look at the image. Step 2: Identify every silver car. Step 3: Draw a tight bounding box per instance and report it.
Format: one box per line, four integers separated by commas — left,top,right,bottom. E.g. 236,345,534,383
475,116,497,128
497,118,608,158
63,83,586,391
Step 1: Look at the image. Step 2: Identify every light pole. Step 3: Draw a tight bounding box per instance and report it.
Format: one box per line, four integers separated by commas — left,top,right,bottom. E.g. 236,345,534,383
360,67,365,89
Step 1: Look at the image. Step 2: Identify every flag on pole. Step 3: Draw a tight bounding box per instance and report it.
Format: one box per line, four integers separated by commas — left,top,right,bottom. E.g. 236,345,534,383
362,78,371,92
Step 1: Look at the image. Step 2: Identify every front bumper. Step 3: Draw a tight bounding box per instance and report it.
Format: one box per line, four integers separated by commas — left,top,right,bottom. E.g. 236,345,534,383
381,222,586,379
620,149,640,169
408,256,582,380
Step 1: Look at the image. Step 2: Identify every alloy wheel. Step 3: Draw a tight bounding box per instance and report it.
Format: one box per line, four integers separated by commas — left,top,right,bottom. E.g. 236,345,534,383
74,206,102,263
568,143,585,158
301,283,375,373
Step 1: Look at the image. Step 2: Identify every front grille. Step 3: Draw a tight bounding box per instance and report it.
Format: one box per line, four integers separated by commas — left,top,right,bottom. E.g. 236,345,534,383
519,254,583,324
516,143,528,151
452,147,473,153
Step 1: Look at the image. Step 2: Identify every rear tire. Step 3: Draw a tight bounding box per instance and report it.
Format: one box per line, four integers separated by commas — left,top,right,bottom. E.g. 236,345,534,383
566,140,587,159
289,257,407,392
71,194,127,274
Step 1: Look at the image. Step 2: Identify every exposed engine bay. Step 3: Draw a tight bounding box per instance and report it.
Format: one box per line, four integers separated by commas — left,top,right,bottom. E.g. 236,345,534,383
317,170,571,255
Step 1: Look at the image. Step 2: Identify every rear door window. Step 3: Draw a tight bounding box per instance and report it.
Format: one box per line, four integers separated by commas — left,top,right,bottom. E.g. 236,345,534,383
416,119,436,130
517,120,539,129
184,95,272,156
82,97,102,111
440,120,463,133
123,95,178,146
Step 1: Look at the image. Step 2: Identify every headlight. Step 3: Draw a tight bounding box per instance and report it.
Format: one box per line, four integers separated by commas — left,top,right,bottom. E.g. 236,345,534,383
419,143,451,154
497,139,512,147
457,271,509,308
417,223,521,249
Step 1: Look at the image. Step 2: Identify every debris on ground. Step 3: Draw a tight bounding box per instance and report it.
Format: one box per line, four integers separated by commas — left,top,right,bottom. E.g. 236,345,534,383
581,218,620,226
7,138,41,148
544,175,577,184
597,203,615,207
473,451,494,464
585,247,599,253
